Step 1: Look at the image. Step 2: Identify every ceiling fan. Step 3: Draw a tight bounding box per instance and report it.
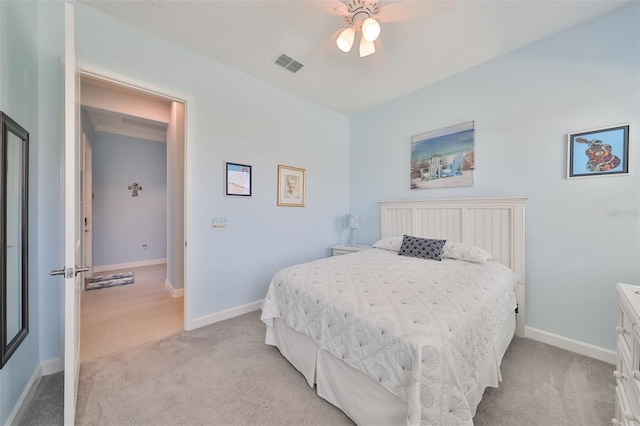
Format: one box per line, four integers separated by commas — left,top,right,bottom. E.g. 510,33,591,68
333,0,385,57
329,0,455,58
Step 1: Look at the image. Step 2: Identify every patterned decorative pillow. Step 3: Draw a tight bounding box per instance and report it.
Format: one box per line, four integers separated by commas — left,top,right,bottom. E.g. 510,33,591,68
442,242,493,264
398,235,446,261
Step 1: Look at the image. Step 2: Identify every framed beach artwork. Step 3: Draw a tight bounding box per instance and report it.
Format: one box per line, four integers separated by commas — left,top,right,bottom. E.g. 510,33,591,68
225,162,252,196
410,121,475,189
567,124,629,178
277,164,305,207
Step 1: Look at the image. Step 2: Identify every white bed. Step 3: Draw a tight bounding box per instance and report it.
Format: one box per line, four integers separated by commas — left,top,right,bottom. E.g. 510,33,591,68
261,197,527,425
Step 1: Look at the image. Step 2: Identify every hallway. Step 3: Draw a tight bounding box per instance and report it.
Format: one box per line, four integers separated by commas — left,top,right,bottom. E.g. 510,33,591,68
80,264,183,361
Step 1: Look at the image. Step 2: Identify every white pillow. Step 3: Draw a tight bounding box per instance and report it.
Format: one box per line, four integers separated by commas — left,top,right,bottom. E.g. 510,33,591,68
442,242,493,264
372,236,403,252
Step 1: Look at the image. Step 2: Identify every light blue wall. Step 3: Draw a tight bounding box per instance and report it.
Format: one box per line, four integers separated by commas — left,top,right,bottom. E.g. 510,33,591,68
92,132,168,267
350,3,640,351
4,0,635,421
36,0,64,376
69,3,351,321
71,3,351,317
0,1,41,424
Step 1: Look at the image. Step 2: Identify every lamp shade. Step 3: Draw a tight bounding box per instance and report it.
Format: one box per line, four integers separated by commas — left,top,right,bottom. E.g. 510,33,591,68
359,36,375,57
336,27,355,52
361,17,380,42
345,213,361,229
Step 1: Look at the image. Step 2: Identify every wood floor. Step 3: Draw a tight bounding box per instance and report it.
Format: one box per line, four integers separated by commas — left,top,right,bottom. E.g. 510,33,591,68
80,264,184,362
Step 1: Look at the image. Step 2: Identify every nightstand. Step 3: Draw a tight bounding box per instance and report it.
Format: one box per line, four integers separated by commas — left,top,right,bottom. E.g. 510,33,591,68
331,244,372,256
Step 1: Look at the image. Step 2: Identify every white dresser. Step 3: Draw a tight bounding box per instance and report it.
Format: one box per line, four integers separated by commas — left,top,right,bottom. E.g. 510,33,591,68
614,283,640,425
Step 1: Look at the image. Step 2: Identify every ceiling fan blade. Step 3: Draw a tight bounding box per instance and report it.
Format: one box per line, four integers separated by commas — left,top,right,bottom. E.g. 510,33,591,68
301,28,345,64
317,0,349,17
374,1,457,23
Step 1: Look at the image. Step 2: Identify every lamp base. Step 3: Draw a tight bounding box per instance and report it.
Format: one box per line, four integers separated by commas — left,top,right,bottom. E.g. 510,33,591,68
348,228,356,247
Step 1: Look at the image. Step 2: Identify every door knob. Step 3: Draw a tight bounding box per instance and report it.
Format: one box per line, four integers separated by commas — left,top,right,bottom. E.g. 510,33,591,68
75,265,90,276
50,266,89,278
50,267,72,278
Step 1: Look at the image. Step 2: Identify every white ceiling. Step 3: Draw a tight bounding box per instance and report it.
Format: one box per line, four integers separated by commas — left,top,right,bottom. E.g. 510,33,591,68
84,107,169,142
79,0,629,116
81,74,170,142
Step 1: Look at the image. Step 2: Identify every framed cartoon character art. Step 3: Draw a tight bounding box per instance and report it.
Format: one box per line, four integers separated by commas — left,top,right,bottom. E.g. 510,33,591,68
567,124,629,178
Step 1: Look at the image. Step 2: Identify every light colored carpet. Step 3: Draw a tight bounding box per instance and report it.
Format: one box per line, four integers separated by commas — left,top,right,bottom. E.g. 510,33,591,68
474,337,615,426
76,310,353,426
17,373,64,426
22,310,615,425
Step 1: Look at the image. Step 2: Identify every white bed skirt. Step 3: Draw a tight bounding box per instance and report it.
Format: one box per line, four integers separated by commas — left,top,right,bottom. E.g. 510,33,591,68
265,312,516,425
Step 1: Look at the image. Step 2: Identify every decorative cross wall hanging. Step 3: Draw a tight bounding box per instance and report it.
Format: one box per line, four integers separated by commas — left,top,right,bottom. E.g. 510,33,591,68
128,182,142,197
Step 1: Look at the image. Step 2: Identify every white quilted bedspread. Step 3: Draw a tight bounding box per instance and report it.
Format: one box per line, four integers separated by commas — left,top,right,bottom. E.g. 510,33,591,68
261,248,517,425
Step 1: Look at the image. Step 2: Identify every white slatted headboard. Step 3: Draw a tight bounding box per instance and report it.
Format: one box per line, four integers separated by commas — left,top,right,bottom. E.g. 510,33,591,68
379,197,528,336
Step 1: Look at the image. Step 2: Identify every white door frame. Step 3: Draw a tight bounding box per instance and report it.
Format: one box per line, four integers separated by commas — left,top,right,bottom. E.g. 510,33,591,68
82,133,93,277
77,64,192,330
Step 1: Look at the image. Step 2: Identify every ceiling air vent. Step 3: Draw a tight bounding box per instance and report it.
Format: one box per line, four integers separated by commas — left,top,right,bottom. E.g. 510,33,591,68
274,53,304,74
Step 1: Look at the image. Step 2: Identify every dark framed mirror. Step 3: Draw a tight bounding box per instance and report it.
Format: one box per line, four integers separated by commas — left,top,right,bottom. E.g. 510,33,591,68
0,112,29,368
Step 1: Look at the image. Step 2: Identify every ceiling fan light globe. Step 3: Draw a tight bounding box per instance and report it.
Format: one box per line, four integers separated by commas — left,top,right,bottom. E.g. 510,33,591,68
361,17,380,42
359,37,375,57
336,27,355,52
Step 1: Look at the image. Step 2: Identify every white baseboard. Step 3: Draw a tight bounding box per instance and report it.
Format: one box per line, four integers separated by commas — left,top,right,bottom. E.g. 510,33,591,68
165,278,183,298
93,258,167,273
5,365,42,426
186,299,263,331
41,357,63,375
525,326,616,365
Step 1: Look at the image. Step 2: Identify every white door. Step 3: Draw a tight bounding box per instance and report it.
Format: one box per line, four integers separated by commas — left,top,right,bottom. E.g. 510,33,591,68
52,3,85,424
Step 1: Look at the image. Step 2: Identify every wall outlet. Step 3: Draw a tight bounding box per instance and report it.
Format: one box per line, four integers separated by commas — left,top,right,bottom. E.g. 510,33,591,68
211,217,227,228
143,244,148,251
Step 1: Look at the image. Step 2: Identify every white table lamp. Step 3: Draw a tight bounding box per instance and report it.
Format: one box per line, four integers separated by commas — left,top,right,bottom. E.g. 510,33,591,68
345,213,360,246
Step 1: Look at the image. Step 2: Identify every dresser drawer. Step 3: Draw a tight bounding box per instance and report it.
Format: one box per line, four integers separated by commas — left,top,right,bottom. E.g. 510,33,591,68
332,249,354,256
616,284,640,426
331,245,371,256
615,387,640,425
614,387,626,425
615,349,640,424
618,302,636,355
633,323,640,375
614,387,640,426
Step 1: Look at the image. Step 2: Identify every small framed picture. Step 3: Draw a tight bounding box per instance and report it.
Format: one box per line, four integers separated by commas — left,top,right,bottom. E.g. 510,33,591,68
225,162,252,196
567,124,629,178
277,164,305,207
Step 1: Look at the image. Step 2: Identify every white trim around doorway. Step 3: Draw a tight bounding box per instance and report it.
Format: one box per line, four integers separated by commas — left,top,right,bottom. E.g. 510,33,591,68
78,63,192,332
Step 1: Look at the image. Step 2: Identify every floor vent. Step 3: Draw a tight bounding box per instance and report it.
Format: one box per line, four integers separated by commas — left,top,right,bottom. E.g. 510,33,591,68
274,53,304,74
